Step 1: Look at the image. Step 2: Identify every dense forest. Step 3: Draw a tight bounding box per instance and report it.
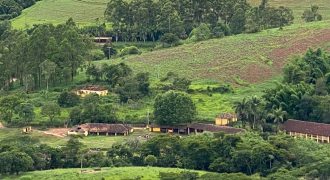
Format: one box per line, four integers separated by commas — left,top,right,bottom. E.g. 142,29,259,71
0,19,91,91
104,0,294,42
0,0,38,20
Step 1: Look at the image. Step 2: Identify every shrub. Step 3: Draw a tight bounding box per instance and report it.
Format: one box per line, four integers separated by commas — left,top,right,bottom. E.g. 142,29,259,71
120,46,141,56
160,33,181,47
144,155,157,166
189,23,211,42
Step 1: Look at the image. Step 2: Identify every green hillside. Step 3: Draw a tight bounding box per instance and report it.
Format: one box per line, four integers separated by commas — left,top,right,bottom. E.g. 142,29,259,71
12,0,109,29
104,21,330,84
11,0,330,29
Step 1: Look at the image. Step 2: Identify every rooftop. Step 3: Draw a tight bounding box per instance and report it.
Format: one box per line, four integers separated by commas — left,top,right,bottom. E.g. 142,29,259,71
74,123,131,134
281,119,330,137
79,85,108,91
217,113,237,119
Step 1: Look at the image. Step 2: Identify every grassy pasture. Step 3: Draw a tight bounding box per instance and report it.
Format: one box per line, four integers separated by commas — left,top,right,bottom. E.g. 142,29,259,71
249,0,330,23
12,0,110,29
1,167,214,180
100,21,330,84
0,128,153,149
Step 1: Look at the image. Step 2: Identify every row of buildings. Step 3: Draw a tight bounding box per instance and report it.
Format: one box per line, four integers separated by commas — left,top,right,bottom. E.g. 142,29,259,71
70,85,330,143
67,119,330,144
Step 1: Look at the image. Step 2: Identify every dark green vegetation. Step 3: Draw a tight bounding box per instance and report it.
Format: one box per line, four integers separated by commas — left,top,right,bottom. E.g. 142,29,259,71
154,91,196,125
0,0,37,20
0,132,329,179
105,0,293,42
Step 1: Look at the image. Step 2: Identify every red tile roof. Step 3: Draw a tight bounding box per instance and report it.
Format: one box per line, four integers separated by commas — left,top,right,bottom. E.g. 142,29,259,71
150,123,244,134
80,85,108,91
281,119,330,137
217,113,237,119
188,123,244,134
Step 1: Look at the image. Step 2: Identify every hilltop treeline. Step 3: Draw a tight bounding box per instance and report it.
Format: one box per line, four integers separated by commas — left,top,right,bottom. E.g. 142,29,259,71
105,0,294,42
0,19,92,91
0,0,40,20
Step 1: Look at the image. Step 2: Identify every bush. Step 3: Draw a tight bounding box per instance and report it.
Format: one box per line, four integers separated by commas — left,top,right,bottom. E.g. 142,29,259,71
120,46,141,56
160,33,181,47
57,92,80,108
90,49,105,61
189,23,211,42
144,155,157,166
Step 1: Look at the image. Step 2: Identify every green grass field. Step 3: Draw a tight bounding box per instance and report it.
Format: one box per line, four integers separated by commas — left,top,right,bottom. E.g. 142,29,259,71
0,128,153,149
101,21,330,84
1,167,217,180
249,0,330,23
12,0,110,29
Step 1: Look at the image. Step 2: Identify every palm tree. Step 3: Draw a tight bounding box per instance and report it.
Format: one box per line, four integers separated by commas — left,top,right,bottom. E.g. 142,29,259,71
234,98,249,127
248,96,261,130
268,107,287,132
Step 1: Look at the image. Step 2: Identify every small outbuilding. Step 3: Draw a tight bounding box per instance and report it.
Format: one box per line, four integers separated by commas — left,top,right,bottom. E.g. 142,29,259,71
215,113,237,126
149,123,244,135
76,85,108,97
281,119,330,143
68,123,133,136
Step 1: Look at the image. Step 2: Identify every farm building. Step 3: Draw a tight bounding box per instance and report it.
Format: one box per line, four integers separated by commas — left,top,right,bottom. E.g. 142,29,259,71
93,37,112,45
68,123,133,136
281,119,330,143
76,85,108,97
215,113,237,126
149,123,244,134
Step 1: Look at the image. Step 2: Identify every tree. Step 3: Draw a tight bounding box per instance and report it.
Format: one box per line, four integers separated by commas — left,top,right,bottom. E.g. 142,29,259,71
15,103,35,124
57,92,80,108
144,155,157,166
267,108,286,131
0,95,21,123
154,91,196,125
0,151,33,175
62,137,85,168
41,102,61,122
86,64,102,81
39,59,56,91
103,63,132,88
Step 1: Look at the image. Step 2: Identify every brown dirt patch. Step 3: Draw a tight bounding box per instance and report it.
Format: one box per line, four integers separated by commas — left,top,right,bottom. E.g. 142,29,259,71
0,122,3,128
41,128,69,138
269,29,330,72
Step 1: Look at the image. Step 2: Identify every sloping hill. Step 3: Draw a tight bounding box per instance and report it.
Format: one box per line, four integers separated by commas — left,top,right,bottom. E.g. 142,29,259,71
106,21,330,84
12,0,109,29
11,0,330,29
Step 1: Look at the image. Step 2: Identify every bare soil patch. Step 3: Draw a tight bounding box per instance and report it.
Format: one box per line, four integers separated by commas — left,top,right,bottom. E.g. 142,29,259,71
41,128,69,138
